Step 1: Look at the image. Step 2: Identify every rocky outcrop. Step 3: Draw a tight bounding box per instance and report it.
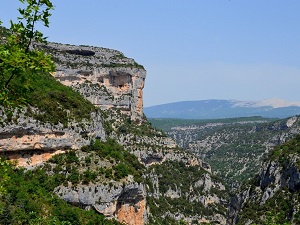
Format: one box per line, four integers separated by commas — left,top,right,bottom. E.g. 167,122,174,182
227,135,300,225
0,41,230,225
0,107,105,166
144,158,228,224
55,182,147,225
42,42,146,122
0,41,146,162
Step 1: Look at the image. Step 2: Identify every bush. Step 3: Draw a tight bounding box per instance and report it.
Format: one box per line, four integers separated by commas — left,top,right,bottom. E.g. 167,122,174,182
0,160,123,225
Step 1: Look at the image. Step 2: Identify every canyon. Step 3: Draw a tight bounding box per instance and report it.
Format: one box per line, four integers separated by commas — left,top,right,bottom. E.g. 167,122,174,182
0,41,228,224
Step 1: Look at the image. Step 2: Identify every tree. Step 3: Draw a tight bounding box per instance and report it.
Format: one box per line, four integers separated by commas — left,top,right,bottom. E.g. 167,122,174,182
0,157,13,215
0,0,55,106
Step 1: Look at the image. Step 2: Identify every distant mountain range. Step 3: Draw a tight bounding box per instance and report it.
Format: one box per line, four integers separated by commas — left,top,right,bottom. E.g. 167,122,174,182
144,98,300,119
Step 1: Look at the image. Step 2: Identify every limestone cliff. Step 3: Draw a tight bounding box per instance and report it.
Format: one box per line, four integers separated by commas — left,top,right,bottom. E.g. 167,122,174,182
0,41,146,164
227,135,300,225
0,107,105,166
0,41,229,225
55,183,147,225
41,42,146,122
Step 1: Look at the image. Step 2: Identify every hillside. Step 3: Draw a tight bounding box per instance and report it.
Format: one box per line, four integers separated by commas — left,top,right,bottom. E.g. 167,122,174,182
228,134,300,225
0,39,229,225
150,116,300,185
144,99,300,119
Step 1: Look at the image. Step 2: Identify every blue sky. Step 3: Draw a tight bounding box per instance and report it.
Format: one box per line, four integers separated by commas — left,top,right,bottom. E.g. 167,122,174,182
1,1,300,106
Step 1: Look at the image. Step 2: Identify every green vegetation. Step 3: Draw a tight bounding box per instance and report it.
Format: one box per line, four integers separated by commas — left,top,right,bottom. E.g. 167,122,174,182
270,134,300,167
0,157,122,225
0,0,55,107
237,134,300,225
0,138,144,224
146,161,228,224
0,158,11,197
25,72,95,126
0,1,95,126
238,190,297,225
150,117,298,185
149,117,276,131
41,138,145,185
116,114,167,138
82,138,145,182
0,68,96,126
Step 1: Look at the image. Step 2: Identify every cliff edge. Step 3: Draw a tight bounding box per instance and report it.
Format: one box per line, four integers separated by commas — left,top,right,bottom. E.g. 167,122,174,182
0,41,229,225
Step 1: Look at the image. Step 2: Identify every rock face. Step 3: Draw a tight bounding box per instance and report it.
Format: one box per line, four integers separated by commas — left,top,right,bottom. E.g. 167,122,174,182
0,41,146,163
55,183,147,225
0,41,230,225
0,107,105,166
227,135,300,225
43,42,146,122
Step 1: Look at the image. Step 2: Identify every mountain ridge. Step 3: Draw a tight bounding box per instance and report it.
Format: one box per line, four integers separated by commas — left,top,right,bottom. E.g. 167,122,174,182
144,99,300,119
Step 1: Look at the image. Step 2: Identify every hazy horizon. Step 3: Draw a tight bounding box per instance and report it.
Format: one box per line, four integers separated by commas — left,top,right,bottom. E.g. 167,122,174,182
144,98,300,108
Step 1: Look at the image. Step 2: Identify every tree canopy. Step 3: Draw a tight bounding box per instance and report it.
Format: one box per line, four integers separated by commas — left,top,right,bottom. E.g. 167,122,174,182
0,0,55,107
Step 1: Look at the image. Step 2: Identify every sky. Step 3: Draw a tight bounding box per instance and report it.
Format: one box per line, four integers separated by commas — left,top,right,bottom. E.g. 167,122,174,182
1,1,300,107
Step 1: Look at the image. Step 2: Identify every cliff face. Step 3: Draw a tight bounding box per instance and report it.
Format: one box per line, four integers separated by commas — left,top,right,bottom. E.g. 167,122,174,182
0,107,106,166
55,183,147,225
0,41,229,225
0,41,146,164
227,135,300,225
43,42,146,122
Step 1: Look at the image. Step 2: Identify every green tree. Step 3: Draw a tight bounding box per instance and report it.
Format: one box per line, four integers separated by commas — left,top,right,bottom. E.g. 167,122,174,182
0,0,55,106
0,157,13,215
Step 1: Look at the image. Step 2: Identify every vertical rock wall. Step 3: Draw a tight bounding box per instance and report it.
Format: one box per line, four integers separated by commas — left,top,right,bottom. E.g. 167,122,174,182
43,42,146,122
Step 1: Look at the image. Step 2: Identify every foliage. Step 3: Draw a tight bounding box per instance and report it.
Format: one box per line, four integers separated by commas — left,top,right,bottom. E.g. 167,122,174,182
25,72,95,126
0,139,144,223
238,190,295,225
238,135,300,225
149,116,276,131
150,116,297,185
146,161,228,224
270,134,300,167
0,157,12,196
0,70,95,126
0,158,14,216
11,0,54,51
84,138,145,182
45,138,144,186
252,211,292,225
0,0,55,106
113,113,167,138
0,158,122,225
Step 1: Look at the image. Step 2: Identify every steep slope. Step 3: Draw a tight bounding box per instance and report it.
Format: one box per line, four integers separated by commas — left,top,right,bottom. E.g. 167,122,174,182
144,99,300,119
0,41,229,225
228,135,300,225
39,42,145,122
150,116,300,185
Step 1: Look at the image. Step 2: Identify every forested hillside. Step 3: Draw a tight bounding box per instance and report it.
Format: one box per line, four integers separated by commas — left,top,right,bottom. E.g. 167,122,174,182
150,116,300,185
228,134,300,225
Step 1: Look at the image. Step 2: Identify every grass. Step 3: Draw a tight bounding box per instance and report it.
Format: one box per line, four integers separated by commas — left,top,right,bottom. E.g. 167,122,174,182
4,71,95,127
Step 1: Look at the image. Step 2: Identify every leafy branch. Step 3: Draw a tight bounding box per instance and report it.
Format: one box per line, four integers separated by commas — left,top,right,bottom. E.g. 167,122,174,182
0,0,55,107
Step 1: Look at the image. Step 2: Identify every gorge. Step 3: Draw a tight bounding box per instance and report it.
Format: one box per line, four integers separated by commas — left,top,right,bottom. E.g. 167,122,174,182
0,40,229,225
